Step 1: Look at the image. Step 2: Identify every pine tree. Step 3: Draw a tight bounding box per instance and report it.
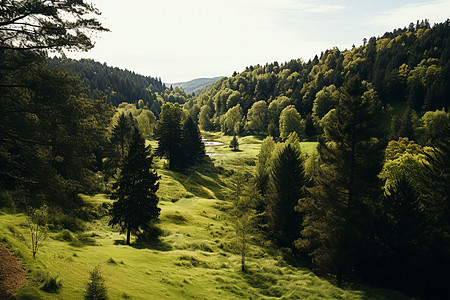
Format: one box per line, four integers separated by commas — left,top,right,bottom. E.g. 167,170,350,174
267,143,305,247
229,135,239,151
296,76,383,282
374,177,429,290
182,116,205,165
84,266,108,300
110,128,160,245
154,103,185,170
106,113,132,179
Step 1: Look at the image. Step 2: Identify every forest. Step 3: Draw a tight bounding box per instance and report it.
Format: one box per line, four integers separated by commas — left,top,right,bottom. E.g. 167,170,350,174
0,0,449,299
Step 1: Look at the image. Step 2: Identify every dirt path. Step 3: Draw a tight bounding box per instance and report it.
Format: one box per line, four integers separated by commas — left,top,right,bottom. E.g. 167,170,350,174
0,243,26,299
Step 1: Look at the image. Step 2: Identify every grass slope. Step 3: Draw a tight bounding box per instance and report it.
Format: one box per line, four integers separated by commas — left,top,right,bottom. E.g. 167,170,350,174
0,136,411,299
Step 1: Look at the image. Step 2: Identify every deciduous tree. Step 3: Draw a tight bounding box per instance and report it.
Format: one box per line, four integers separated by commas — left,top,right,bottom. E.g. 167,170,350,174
279,105,304,140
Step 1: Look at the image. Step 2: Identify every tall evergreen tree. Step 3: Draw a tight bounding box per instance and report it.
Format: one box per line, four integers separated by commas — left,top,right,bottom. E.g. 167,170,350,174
182,116,205,165
372,176,429,291
418,122,450,298
296,76,383,282
0,52,112,207
106,113,132,179
267,143,306,247
110,128,160,245
154,103,185,170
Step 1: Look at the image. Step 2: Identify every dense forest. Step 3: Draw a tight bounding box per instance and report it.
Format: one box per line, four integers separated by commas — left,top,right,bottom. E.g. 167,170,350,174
1,1,449,298
186,19,449,137
51,57,193,115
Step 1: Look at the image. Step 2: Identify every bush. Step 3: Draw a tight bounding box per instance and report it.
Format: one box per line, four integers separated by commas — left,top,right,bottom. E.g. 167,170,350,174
84,266,108,300
40,274,62,293
47,210,85,232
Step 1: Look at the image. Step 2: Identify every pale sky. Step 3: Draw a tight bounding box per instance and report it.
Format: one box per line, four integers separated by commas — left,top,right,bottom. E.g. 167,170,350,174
66,0,450,83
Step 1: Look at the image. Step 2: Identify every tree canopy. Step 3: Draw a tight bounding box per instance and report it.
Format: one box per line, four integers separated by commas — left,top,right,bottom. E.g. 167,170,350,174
0,0,108,52
110,128,160,245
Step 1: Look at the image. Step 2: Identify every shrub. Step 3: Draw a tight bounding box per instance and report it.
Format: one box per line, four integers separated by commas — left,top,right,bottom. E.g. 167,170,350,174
40,274,62,293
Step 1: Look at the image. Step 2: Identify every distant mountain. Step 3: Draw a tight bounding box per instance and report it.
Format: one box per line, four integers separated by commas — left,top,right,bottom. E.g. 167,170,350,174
168,76,224,94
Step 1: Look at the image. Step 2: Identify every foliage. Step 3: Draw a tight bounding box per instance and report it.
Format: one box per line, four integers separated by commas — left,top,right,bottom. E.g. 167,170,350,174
113,103,157,138
220,104,244,135
370,177,430,292
27,205,49,259
154,103,185,170
84,266,108,300
182,116,206,166
312,85,340,120
266,142,305,247
254,136,276,195
389,106,420,141
297,76,383,282
230,175,263,272
419,108,450,145
229,135,239,151
187,20,450,135
41,274,62,293
110,128,160,245
379,138,430,192
279,105,304,140
51,58,171,111
245,101,269,135
0,0,108,52
0,51,112,207
198,105,215,131
154,104,204,170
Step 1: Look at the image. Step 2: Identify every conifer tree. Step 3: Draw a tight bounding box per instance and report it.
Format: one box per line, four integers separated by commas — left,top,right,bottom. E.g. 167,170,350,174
105,113,132,180
84,266,108,300
373,176,429,290
229,135,239,151
267,142,305,247
182,116,205,165
154,103,185,170
110,128,160,245
296,76,383,282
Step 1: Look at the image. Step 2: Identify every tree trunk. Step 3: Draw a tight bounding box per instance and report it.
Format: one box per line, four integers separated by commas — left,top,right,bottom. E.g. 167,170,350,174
126,227,131,245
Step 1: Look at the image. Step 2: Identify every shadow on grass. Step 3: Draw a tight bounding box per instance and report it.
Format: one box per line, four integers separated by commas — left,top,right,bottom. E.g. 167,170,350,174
165,158,226,200
133,239,173,251
113,239,126,246
113,238,172,251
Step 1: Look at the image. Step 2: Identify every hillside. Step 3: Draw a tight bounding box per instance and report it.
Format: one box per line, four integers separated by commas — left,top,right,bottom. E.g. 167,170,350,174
0,136,410,300
50,58,193,115
188,20,450,136
169,77,224,94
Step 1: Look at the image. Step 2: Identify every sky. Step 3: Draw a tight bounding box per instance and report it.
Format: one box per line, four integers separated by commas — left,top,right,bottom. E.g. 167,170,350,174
66,0,450,83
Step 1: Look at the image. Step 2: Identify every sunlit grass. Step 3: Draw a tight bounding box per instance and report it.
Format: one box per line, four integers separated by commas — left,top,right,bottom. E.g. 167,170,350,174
1,134,410,299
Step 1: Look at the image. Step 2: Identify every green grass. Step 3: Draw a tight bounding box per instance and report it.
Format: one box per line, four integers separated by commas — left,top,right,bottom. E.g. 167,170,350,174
1,134,410,299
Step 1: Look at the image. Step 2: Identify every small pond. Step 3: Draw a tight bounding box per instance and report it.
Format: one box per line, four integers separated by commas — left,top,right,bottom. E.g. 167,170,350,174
202,139,224,146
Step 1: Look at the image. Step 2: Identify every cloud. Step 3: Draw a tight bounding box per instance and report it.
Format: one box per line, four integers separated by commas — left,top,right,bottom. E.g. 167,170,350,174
371,0,450,28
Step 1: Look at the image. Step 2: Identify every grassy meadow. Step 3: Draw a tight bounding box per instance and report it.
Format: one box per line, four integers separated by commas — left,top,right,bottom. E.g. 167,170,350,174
0,135,412,299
